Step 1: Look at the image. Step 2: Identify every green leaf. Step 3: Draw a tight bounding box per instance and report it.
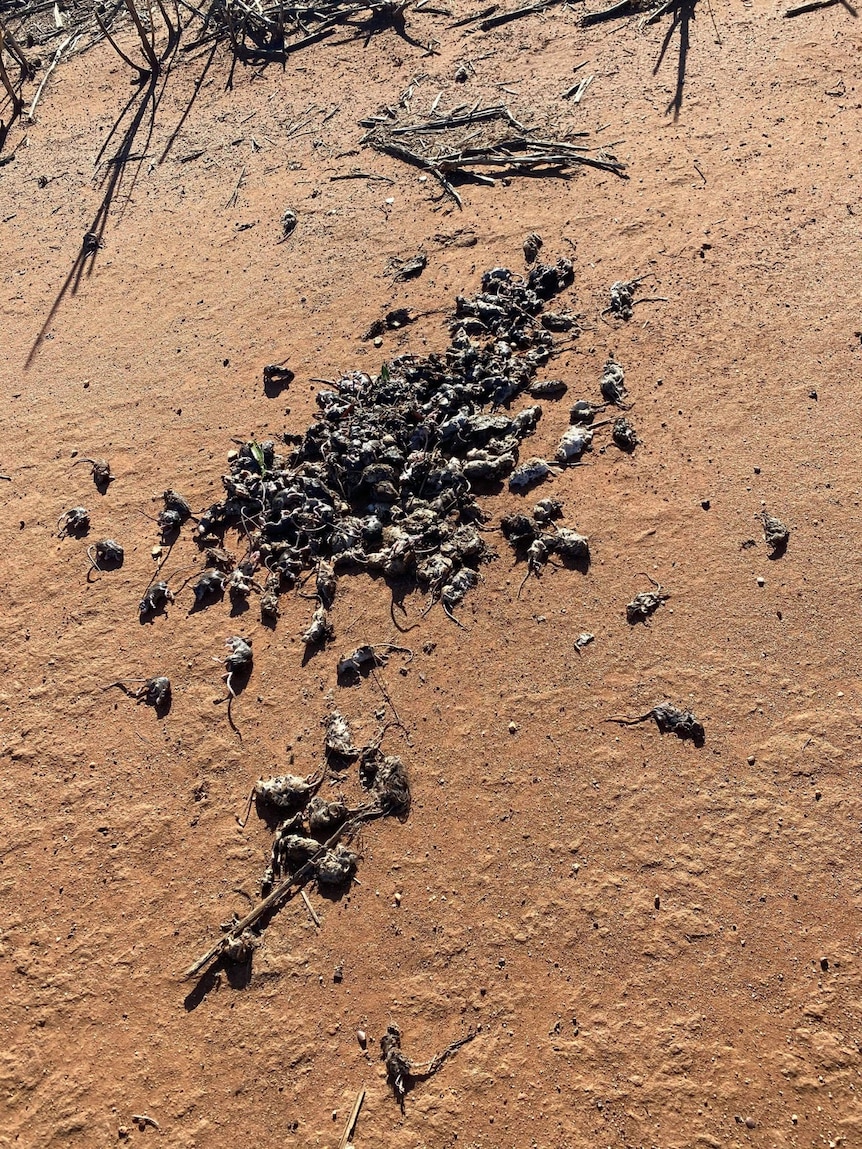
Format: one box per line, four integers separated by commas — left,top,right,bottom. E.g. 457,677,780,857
250,440,266,473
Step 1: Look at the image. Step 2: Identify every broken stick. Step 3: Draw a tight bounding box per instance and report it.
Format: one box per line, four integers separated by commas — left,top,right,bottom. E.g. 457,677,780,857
337,1090,365,1149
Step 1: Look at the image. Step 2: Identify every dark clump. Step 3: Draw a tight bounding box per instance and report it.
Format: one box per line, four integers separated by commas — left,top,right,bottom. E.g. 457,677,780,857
528,258,574,300
104,676,171,715
262,365,294,396
570,399,602,425
360,744,411,820
87,538,124,573
612,416,639,453
73,457,115,491
760,510,789,557
599,358,628,406
523,231,543,264
391,253,427,281
165,258,590,639
381,1024,477,1112
139,580,174,618
57,506,90,538
626,577,669,624
606,703,705,747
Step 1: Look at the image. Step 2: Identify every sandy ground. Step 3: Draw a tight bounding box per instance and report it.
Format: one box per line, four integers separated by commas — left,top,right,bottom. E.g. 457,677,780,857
2,1,862,1145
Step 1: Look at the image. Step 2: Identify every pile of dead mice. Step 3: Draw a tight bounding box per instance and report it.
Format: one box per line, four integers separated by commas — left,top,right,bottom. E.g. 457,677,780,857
130,255,638,647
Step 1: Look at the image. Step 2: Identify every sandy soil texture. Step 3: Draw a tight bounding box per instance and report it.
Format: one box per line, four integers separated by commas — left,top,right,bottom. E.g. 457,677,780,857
1,0,862,1145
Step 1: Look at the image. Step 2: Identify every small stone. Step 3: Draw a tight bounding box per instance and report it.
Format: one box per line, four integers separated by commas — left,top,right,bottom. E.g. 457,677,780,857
508,721,518,734
701,499,710,510
809,389,818,400
333,964,343,983
820,957,829,971
373,336,383,348
357,1029,367,1048
118,1127,130,1140
747,754,755,765
654,895,660,909
394,891,402,905
745,1117,756,1129
791,1114,798,1124
756,576,765,587
753,466,761,474
815,791,822,801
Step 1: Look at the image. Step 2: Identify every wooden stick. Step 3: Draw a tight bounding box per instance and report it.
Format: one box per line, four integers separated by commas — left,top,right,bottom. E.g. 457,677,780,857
0,29,22,115
96,8,149,73
478,0,572,31
181,813,378,979
226,164,246,208
785,0,839,12
300,888,321,926
337,1090,365,1149
26,33,75,121
581,0,634,24
125,0,160,72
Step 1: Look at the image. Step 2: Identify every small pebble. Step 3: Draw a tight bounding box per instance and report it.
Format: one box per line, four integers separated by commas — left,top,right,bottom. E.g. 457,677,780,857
820,957,829,971
791,1113,798,1124
701,499,710,510
753,466,761,474
745,1117,756,1129
394,891,402,906
357,1029,367,1048
508,721,518,734
756,576,765,587
747,754,755,765
373,336,383,348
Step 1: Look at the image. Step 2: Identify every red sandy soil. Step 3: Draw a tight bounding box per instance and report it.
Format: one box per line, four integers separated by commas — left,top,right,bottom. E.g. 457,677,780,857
1,2,862,1145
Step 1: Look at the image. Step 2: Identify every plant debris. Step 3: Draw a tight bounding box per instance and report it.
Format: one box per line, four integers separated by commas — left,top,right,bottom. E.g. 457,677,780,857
362,102,626,207
605,703,705,747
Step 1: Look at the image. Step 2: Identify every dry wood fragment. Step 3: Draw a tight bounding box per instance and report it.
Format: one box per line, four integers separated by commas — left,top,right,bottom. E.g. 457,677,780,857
337,1090,365,1149
300,888,321,926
